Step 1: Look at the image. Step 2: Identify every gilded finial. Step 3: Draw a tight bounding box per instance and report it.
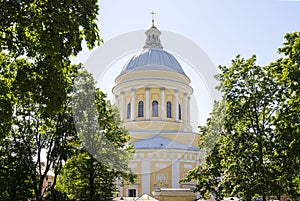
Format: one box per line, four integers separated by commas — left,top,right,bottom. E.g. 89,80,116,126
150,10,156,27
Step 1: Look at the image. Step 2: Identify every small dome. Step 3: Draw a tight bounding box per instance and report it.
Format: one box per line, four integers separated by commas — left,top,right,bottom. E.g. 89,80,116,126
121,48,186,75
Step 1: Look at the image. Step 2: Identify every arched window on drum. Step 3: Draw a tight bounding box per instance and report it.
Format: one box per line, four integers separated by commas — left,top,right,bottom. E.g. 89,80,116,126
152,100,159,117
138,101,144,117
127,103,131,119
167,101,172,118
179,104,182,120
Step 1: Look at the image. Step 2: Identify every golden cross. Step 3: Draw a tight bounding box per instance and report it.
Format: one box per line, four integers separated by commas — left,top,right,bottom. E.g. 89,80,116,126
150,11,156,26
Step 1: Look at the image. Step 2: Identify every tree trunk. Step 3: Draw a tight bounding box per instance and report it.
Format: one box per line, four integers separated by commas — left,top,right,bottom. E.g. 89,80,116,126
88,155,95,200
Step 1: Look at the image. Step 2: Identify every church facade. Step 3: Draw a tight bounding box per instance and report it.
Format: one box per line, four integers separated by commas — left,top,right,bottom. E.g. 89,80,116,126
112,22,202,197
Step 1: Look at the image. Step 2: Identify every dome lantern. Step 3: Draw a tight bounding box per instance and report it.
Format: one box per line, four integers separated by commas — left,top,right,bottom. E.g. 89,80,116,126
143,23,163,49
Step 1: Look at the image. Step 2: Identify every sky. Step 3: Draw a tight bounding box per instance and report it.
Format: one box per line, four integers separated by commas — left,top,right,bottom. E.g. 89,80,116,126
84,0,300,66
72,0,300,129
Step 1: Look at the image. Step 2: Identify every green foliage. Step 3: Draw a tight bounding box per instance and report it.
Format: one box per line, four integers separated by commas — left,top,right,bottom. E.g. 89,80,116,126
0,53,35,201
182,32,300,201
0,57,134,201
0,0,101,58
217,55,280,199
0,53,17,138
0,138,36,201
267,32,300,198
56,70,135,201
0,0,101,200
182,140,224,201
44,189,70,201
0,0,101,116
0,52,80,200
57,152,119,201
198,101,226,150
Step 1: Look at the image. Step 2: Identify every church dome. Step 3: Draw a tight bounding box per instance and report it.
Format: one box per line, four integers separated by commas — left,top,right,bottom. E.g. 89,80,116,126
121,48,185,75
120,23,186,75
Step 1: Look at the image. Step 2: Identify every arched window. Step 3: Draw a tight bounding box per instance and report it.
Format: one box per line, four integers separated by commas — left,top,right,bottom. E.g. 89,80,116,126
179,104,182,120
167,101,172,118
127,103,131,119
152,100,158,117
138,101,144,117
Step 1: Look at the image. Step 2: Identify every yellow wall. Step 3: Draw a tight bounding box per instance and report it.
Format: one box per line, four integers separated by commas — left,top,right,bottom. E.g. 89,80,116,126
127,132,198,147
150,161,172,194
121,162,142,197
114,65,198,198
180,162,196,188
122,87,189,125
115,70,191,86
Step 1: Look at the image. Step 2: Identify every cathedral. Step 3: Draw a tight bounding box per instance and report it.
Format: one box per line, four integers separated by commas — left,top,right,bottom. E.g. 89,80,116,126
112,20,201,199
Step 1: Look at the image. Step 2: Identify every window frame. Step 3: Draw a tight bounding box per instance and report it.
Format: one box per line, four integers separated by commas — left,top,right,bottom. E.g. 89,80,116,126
167,101,172,118
127,103,131,119
138,101,144,117
179,104,182,120
152,100,159,117
128,189,137,197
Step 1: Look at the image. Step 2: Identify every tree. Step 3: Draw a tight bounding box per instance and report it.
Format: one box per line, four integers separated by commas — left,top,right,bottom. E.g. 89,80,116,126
182,32,300,201
0,0,101,58
1,0,101,200
0,0,101,130
181,101,226,201
0,53,36,200
56,70,135,201
268,32,300,199
216,55,282,200
0,52,80,200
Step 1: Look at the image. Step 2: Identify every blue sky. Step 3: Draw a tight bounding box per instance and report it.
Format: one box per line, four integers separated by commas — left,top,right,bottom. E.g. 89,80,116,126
73,0,300,128
90,0,300,66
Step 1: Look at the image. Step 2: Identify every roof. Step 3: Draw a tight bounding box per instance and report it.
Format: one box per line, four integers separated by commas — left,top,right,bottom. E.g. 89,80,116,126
158,188,193,192
133,136,199,151
113,194,158,201
120,24,186,75
223,197,241,201
121,48,185,75
136,194,158,201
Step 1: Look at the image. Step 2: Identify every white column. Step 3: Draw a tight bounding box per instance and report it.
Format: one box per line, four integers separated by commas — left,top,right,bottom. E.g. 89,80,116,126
131,89,135,121
183,93,188,123
160,87,165,120
118,178,123,197
174,89,179,121
114,95,119,106
172,160,180,188
142,160,151,195
120,92,125,119
146,87,150,120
